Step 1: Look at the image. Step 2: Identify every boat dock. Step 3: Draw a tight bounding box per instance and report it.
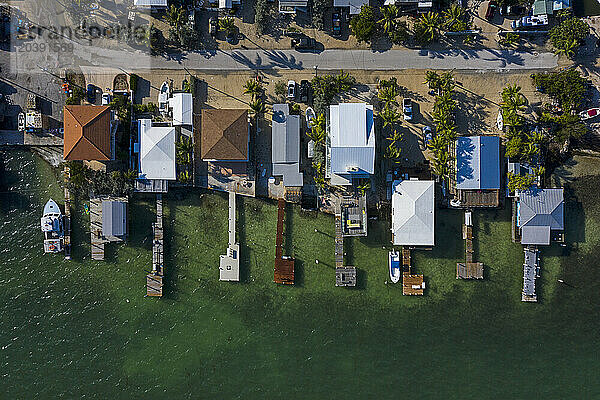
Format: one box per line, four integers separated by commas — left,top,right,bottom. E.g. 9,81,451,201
90,197,105,261
457,211,484,279
401,247,425,295
335,214,343,268
63,164,72,260
147,194,165,297
219,191,240,281
274,199,294,284
522,246,539,302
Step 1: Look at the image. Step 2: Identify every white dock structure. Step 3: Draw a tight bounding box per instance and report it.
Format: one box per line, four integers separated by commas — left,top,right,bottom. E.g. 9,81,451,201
146,194,165,296
219,191,240,281
522,246,539,302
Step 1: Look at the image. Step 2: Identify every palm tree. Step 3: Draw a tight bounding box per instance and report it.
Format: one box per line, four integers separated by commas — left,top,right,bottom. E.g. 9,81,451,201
388,129,403,145
424,71,441,92
311,113,326,131
335,70,354,92
556,38,578,58
378,5,399,34
249,99,265,118
378,85,399,108
165,5,186,30
307,127,326,144
418,12,442,43
428,135,447,153
219,17,236,37
499,32,520,48
357,180,371,196
380,106,401,129
439,72,455,94
176,135,193,165
443,4,466,31
243,80,262,100
528,131,546,145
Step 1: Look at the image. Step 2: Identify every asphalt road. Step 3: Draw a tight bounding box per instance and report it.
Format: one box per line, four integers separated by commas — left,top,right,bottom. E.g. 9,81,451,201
10,39,559,73
80,47,559,72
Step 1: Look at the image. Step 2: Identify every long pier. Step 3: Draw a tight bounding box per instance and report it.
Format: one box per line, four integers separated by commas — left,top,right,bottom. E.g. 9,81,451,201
456,211,484,279
274,199,294,284
63,164,72,260
147,194,165,296
334,214,343,268
90,197,105,261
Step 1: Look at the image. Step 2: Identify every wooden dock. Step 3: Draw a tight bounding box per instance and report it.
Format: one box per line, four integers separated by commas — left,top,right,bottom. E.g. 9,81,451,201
334,214,343,268
401,247,425,295
90,197,105,261
147,194,164,296
63,164,72,260
457,212,484,279
274,199,294,284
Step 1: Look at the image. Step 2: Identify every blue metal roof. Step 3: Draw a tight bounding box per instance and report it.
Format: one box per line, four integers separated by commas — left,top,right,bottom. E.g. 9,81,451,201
456,136,500,190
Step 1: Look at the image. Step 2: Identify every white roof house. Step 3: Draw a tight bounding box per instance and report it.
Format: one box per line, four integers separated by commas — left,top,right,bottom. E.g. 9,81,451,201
328,103,375,186
170,93,193,126
134,0,168,8
334,0,368,14
138,119,176,181
391,180,435,246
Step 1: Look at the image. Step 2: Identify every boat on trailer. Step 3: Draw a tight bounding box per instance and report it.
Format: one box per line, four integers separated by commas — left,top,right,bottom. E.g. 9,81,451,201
579,108,600,120
389,250,401,283
158,81,170,115
41,199,64,254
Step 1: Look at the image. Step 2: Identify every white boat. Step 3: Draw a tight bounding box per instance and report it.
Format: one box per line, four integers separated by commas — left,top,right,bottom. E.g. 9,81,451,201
579,108,600,120
41,199,64,254
158,81,170,114
389,250,401,283
305,107,315,128
496,110,504,131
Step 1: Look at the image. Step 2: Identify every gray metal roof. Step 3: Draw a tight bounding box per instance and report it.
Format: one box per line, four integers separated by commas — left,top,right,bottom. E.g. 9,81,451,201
333,0,368,13
271,104,303,187
272,104,300,164
102,201,126,237
518,188,564,233
279,0,308,6
521,225,551,245
456,136,500,190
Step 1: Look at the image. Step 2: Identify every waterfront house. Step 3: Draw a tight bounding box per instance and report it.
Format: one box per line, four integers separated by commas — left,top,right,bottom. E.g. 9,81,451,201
454,135,501,207
279,0,308,13
63,105,116,165
334,0,368,14
271,104,303,188
200,109,254,195
516,188,564,246
133,0,168,9
137,119,176,189
170,93,193,127
391,179,435,247
327,103,375,186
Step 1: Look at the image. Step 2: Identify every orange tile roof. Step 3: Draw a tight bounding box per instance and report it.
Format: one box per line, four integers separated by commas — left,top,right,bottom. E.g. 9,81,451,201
201,109,248,160
63,105,111,161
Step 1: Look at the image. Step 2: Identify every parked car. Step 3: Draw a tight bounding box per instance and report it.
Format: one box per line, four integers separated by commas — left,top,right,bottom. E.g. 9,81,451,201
86,84,96,103
305,107,315,128
511,14,548,30
209,17,218,37
292,36,316,50
101,92,111,105
500,4,526,16
18,112,25,132
403,98,413,121
332,13,341,37
485,1,498,21
287,80,296,100
422,126,433,147
299,80,310,103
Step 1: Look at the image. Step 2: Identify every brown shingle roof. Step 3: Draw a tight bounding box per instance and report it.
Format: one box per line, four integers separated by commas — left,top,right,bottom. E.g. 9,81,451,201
63,105,112,161
201,109,248,160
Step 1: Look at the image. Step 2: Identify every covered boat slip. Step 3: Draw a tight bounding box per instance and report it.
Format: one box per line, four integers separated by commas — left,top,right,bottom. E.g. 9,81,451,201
90,196,128,261
274,199,294,284
147,194,165,297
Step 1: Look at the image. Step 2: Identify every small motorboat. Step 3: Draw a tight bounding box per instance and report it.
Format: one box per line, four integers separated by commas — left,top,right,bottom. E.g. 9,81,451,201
496,110,504,131
579,108,600,120
158,81,170,114
389,250,401,283
41,199,64,254
305,107,315,128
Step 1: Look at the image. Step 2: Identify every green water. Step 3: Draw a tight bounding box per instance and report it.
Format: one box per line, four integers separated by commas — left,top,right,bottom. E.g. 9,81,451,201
1,150,599,398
